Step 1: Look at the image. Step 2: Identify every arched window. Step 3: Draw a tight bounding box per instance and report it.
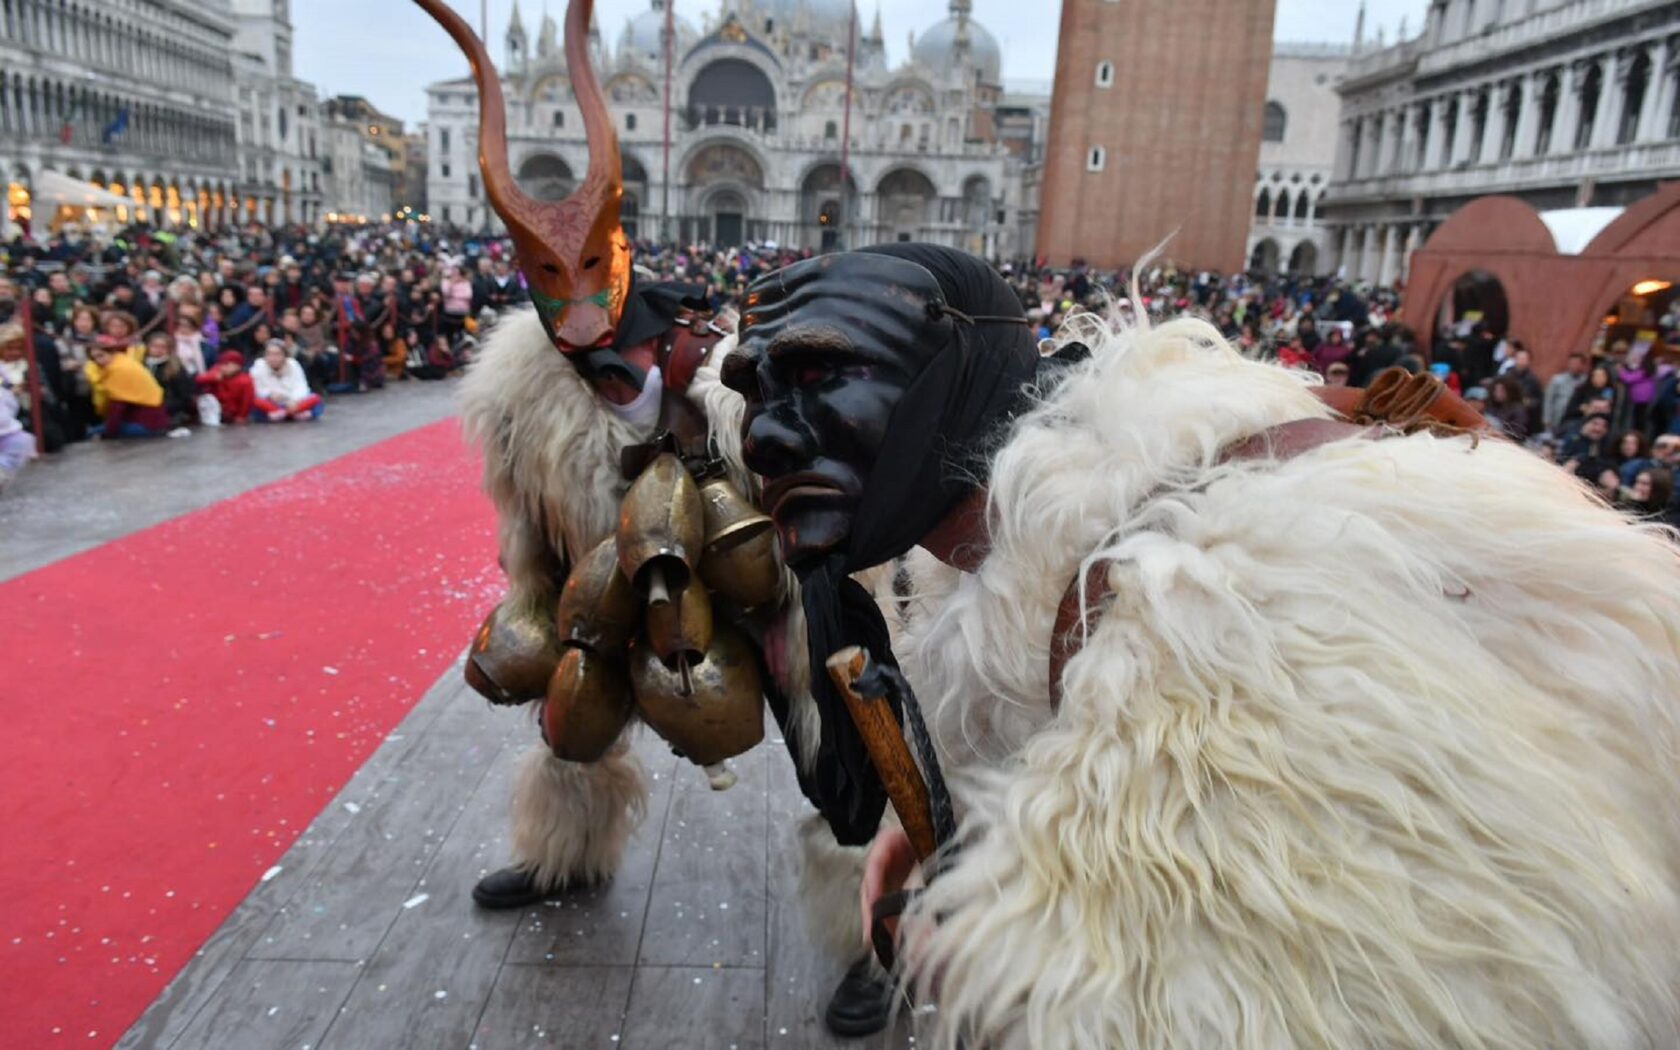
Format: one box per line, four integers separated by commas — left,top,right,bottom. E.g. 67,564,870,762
1094,61,1115,89
1618,50,1651,145
625,113,637,131
823,120,837,140
1086,146,1106,172
1295,191,1311,222
1263,101,1287,143
1275,188,1291,222
1255,187,1271,219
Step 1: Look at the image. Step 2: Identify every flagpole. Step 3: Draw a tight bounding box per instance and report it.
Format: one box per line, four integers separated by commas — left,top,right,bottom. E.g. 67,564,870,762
839,2,857,250
661,0,675,245
481,0,488,40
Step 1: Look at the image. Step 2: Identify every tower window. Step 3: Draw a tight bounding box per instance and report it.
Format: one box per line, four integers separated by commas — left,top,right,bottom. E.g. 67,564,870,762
1087,146,1107,172
1095,61,1115,89
626,114,637,131
553,111,565,128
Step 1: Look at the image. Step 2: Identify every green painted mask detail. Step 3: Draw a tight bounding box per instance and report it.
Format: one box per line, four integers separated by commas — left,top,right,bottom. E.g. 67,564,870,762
529,285,615,343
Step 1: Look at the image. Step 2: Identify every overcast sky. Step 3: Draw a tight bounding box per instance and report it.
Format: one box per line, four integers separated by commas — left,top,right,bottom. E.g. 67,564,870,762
295,0,1428,127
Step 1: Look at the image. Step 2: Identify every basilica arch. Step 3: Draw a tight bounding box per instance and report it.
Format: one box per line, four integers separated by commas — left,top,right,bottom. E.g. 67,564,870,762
516,152,574,202
686,57,778,133
683,139,766,247
875,167,937,243
798,161,856,251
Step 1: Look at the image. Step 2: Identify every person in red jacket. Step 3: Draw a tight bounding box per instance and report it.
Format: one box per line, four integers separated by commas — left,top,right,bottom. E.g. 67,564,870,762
197,350,255,425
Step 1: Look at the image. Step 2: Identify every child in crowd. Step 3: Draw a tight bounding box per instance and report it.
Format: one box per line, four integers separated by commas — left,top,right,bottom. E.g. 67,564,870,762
85,342,174,438
197,350,255,426
249,340,323,421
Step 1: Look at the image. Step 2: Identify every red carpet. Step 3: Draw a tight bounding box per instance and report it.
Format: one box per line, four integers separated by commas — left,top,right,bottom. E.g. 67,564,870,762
0,420,500,1045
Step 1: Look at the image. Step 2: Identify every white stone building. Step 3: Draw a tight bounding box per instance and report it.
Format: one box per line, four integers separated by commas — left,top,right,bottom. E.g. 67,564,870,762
321,116,395,222
229,0,325,226
1248,43,1350,277
1,0,242,233
1321,0,1680,287
426,0,1038,256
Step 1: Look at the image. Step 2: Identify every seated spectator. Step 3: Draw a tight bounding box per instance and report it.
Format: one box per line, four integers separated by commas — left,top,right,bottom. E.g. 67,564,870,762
1564,364,1627,433
249,340,323,422
99,310,142,358
1561,412,1614,481
406,333,457,381
1312,326,1352,376
1615,430,1653,485
141,330,198,430
85,342,173,439
292,302,339,392
196,351,255,426
0,375,34,491
1484,376,1529,440
381,320,408,380
1324,361,1350,387
1276,335,1312,370
1652,433,1680,473
1622,467,1679,526
1594,466,1624,504
172,310,208,375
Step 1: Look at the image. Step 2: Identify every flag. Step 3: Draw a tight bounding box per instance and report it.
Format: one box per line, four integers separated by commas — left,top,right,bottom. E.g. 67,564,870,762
59,100,79,144
101,108,129,144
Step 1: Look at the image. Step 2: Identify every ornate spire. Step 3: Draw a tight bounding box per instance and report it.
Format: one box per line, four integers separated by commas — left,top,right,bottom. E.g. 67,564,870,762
510,0,525,34
869,4,882,42
1353,0,1365,53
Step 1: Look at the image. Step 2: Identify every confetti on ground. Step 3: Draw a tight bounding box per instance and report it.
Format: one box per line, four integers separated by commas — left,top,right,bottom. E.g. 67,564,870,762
401,894,430,910
0,420,496,1046
260,866,283,883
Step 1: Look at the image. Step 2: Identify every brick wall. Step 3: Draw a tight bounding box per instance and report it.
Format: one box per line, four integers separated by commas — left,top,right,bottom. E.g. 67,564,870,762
1037,0,1279,272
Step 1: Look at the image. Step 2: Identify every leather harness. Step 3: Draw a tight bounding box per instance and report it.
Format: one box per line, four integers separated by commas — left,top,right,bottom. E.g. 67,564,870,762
1046,368,1490,708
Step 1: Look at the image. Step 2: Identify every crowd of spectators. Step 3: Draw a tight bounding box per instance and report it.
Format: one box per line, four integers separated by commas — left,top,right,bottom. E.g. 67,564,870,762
0,220,526,484
999,258,1680,525
4,223,1678,526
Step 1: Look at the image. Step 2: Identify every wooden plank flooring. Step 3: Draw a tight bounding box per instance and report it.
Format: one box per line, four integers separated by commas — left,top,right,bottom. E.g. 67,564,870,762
120,660,917,1048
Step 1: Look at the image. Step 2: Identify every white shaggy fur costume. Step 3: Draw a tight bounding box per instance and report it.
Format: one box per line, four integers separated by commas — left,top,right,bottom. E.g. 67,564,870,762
894,314,1680,1048
459,307,873,953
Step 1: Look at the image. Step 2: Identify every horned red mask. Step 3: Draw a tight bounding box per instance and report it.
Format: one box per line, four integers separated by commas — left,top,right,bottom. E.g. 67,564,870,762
413,0,632,354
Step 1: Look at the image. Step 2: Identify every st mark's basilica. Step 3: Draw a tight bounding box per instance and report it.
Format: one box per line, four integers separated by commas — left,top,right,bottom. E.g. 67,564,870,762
425,0,1040,255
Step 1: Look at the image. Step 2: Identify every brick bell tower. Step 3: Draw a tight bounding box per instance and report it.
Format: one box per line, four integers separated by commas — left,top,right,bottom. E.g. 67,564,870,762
1036,0,1279,272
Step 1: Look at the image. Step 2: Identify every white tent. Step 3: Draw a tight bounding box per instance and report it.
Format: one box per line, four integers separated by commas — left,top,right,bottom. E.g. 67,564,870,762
28,169,133,211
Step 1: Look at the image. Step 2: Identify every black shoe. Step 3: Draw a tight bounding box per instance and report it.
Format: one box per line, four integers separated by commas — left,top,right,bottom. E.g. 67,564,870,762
471,865,560,910
823,958,894,1038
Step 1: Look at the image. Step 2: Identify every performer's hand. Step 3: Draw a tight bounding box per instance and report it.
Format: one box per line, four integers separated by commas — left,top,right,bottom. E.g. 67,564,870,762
860,824,919,955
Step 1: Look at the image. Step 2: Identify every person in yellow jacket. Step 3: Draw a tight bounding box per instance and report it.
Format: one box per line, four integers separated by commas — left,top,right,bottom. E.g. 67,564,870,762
85,341,177,438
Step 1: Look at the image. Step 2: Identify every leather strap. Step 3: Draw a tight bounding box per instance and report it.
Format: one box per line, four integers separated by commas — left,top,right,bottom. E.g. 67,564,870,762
661,316,724,394
870,889,915,972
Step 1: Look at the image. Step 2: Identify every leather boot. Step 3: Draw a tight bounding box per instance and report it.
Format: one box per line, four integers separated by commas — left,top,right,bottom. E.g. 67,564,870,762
823,957,894,1037
471,865,562,910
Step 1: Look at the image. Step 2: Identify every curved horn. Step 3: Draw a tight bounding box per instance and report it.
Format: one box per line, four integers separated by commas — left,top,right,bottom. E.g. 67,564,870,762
566,0,624,217
410,0,539,227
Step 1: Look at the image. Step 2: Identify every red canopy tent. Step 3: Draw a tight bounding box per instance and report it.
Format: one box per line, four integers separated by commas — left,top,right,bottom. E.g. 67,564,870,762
1403,181,1680,377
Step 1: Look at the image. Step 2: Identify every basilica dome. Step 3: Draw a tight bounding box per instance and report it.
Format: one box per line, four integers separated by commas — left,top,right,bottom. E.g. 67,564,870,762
912,5,1002,85
619,0,698,65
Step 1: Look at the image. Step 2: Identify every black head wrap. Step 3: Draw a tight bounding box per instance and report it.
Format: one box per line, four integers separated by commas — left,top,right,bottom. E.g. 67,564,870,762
733,244,1040,843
